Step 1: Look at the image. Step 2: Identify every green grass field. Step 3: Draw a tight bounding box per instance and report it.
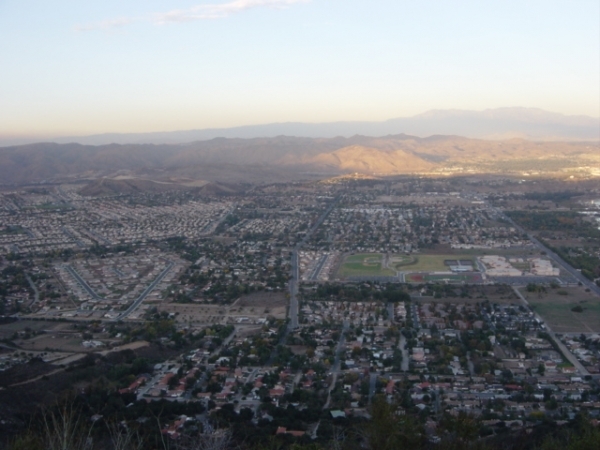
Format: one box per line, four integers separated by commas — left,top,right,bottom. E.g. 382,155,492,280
399,254,475,272
524,288,600,333
35,203,69,210
338,253,396,277
339,253,478,278
390,255,416,270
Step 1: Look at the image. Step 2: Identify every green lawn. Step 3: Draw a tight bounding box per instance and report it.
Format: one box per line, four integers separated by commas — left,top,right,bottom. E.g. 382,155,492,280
35,203,69,210
526,289,600,333
390,255,416,269
339,253,477,277
339,253,396,277
398,254,474,272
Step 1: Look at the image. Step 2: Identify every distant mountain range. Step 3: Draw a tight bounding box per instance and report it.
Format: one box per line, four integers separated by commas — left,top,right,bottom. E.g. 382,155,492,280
0,133,598,187
1,108,598,147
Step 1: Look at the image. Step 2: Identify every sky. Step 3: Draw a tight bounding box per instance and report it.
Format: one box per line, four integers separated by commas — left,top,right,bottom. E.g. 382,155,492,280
0,0,599,138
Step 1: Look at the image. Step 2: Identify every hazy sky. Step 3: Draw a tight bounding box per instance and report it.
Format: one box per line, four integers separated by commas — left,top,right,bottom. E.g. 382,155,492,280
1,0,599,137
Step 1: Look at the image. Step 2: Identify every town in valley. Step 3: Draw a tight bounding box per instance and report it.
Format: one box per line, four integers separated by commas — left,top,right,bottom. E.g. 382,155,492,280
1,174,600,448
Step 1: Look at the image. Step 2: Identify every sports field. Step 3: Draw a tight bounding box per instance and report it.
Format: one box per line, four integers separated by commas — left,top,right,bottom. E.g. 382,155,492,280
338,253,478,278
338,253,396,277
399,254,475,272
404,272,483,284
524,287,600,333
390,255,417,269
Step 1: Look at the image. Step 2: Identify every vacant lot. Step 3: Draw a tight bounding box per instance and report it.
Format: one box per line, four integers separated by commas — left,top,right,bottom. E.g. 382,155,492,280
15,335,90,353
412,285,519,304
160,292,287,325
235,292,286,308
522,287,600,333
0,320,71,340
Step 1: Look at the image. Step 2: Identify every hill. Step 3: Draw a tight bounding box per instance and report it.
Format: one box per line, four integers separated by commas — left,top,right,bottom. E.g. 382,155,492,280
78,178,182,196
305,145,435,174
0,135,597,186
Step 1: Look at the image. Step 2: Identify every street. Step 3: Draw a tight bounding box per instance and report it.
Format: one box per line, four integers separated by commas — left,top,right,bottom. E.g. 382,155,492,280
288,195,341,331
512,286,590,376
116,260,174,320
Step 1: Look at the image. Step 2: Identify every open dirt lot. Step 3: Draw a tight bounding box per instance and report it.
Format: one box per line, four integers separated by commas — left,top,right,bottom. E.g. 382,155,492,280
0,320,71,340
414,285,520,304
14,334,90,353
159,292,287,325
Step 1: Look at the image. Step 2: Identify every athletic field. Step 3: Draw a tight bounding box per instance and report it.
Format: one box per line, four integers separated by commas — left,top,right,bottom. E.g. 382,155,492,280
338,253,396,277
404,272,483,284
399,254,475,272
338,253,478,279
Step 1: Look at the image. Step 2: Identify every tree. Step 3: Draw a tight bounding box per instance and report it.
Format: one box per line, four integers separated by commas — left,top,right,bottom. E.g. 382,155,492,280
439,411,479,446
9,398,154,450
363,396,424,450
538,363,546,376
174,429,233,450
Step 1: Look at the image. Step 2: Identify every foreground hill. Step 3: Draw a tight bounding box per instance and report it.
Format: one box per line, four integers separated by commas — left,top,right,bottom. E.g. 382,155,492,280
0,134,597,185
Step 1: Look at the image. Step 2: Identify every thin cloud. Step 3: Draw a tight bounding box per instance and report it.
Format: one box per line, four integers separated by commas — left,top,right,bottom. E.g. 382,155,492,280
76,0,310,31
75,17,137,32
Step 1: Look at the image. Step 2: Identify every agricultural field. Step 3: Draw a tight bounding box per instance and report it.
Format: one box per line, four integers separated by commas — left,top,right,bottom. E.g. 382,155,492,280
338,253,396,277
523,287,600,333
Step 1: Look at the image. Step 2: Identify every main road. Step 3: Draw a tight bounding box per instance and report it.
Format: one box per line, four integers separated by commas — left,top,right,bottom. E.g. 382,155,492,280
496,207,600,296
528,233,600,296
323,319,349,409
289,252,300,329
513,286,590,376
289,195,341,330
309,254,329,281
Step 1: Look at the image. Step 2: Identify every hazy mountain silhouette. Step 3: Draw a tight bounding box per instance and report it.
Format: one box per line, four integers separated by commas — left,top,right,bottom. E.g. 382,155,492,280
1,108,597,147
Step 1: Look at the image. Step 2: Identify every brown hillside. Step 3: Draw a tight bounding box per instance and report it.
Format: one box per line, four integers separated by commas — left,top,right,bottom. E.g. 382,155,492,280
307,145,435,174
0,136,597,185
